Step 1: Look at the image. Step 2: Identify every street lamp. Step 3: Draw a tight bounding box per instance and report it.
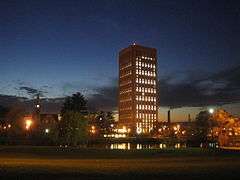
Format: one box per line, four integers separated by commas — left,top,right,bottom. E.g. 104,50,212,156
209,108,214,114
90,126,96,134
25,119,33,130
45,128,49,134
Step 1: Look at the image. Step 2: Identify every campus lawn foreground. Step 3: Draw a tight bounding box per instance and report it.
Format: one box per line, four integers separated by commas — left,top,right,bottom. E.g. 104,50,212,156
0,146,240,180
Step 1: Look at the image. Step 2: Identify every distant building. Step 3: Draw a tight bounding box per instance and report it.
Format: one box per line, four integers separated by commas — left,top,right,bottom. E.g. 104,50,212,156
40,114,60,125
118,44,158,134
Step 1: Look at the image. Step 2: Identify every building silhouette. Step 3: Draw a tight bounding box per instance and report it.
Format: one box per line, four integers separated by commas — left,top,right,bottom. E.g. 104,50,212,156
118,44,158,134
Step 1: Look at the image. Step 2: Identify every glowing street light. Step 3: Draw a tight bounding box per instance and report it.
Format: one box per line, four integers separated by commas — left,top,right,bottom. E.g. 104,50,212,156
25,119,33,130
45,128,49,134
209,108,214,114
90,126,96,134
173,126,177,131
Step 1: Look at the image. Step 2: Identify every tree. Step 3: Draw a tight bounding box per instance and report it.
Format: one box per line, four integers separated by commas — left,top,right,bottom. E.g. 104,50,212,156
58,92,88,145
192,111,216,145
0,105,9,124
0,105,8,117
59,111,88,146
5,105,26,136
106,112,115,124
61,92,87,115
213,109,238,147
94,111,115,136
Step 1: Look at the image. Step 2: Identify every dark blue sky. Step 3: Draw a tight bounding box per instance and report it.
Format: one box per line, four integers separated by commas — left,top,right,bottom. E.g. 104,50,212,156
1,0,239,100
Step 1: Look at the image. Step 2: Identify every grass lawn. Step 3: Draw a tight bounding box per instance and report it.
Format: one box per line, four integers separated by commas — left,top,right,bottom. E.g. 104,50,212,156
0,146,240,180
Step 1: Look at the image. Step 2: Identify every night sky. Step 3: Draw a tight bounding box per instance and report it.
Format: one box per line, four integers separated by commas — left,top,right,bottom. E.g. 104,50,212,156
1,0,240,121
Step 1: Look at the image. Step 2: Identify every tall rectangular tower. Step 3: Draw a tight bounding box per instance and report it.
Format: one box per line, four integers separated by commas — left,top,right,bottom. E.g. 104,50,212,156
118,44,158,134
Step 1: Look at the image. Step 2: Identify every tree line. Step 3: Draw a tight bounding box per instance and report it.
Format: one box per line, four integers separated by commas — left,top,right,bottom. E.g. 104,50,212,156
0,92,114,146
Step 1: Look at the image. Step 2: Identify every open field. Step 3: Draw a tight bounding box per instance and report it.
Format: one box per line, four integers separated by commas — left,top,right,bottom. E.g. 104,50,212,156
0,146,240,180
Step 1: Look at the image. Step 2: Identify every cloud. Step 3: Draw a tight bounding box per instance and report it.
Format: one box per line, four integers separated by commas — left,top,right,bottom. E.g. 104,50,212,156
87,66,240,111
0,94,65,114
19,86,39,94
2,66,239,113
19,86,47,97
87,80,118,111
62,81,97,96
159,66,240,107
0,94,28,107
